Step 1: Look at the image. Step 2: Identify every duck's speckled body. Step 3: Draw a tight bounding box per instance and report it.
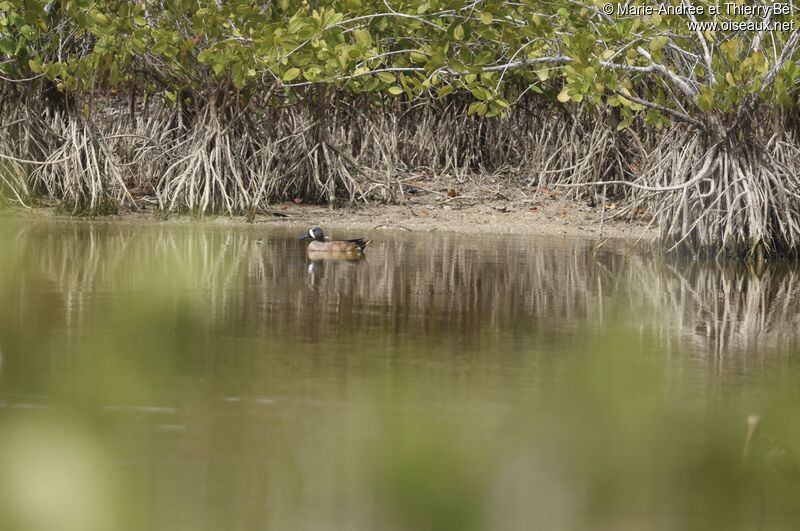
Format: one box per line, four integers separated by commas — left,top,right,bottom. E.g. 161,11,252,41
299,227,370,254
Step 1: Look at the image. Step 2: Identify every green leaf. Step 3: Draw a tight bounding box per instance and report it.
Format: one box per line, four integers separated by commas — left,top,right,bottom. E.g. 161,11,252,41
232,63,245,88
410,51,427,64
362,77,379,91
453,24,464,41
470,87,490,101
437,86,455,98
283,68,301,81
387,86,404,95
0,39,14,55
480,12,493,25
377,72,395,84
354,29,372,47
649,36,667,53
697,85,715,112
467,101,487,115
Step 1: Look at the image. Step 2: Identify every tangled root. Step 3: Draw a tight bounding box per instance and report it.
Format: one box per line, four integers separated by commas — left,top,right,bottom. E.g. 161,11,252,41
0,141,30,208
4,84,800,257
29,115,135,215
628,129,800,258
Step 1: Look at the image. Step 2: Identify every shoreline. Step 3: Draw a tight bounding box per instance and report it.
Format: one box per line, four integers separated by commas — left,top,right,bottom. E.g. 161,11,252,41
1,193,657,242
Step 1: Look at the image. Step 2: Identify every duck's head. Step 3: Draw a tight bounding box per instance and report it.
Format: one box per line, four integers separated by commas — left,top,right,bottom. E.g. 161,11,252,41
299,226,325,242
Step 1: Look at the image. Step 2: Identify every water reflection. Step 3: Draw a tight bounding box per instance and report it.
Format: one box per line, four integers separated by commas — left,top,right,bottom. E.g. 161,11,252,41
1,219,800,531
1,220,798,364
306,253,366,288
652,259,800,358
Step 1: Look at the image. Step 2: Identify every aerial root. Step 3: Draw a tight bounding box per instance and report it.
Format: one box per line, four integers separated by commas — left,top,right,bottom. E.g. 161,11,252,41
4,86,800,257
582,127,800,258
28,116,135,215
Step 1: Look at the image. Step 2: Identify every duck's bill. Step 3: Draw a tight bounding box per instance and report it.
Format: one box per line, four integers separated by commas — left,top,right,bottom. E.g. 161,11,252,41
298,234,312,240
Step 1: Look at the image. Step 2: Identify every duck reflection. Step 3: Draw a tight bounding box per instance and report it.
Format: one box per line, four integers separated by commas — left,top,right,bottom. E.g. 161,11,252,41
306,251,366,288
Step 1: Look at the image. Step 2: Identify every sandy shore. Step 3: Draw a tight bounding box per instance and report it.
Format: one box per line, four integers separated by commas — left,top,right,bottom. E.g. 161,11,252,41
255,197,655,241
2,186,656,242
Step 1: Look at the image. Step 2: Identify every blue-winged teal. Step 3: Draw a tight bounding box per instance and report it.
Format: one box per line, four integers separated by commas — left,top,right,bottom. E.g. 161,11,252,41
299,227,370,254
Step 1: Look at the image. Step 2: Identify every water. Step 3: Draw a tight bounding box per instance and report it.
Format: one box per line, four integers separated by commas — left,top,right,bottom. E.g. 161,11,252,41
1,218,800,531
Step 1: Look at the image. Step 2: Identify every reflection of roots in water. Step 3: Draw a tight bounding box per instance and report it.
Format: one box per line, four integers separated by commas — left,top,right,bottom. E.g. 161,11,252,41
3,223,799,361
634,257,800,361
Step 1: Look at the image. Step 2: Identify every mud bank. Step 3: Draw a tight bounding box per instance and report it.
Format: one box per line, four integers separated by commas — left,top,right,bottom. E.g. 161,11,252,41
2,189,656,243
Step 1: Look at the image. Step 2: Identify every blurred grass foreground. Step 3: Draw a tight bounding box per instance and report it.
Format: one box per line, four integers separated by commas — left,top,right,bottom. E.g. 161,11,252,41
1,219,800,531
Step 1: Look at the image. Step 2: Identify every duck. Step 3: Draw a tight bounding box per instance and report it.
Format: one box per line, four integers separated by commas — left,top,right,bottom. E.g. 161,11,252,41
298,226,370,254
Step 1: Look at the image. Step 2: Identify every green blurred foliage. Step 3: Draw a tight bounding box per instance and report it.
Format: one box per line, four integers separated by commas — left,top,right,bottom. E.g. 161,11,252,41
0,415,122,531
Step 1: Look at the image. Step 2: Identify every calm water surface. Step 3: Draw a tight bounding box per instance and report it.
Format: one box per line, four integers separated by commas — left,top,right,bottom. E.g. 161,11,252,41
1,219,799,531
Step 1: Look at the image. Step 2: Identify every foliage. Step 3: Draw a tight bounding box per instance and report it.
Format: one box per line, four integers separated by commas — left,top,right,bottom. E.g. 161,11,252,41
2,1,800,127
